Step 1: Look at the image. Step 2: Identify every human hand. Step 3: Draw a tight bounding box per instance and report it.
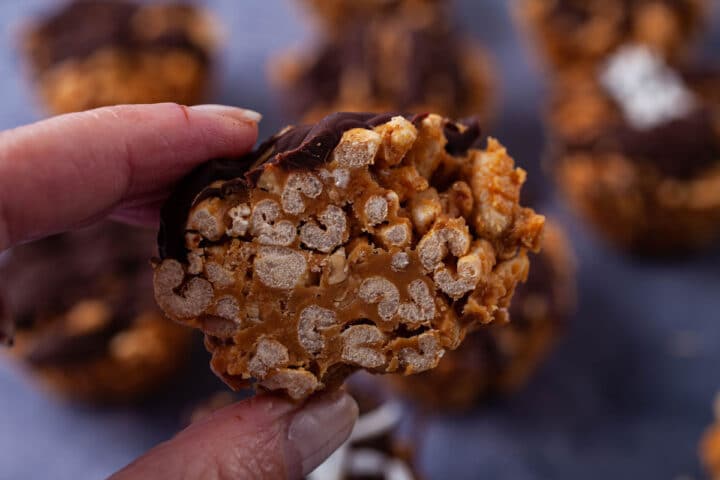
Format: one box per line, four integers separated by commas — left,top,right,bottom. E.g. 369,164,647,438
0,103,359,479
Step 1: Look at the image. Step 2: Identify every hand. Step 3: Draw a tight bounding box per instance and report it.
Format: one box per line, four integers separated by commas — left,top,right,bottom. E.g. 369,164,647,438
0,102,260,249
0,103,359,479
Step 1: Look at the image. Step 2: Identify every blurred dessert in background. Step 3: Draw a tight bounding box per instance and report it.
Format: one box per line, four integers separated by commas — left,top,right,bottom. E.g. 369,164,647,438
387,220,575,411
0,221,192,403
516,0,707,73
701,393,720,480
22,0,217,114
548,46,720,253
272,0,494,122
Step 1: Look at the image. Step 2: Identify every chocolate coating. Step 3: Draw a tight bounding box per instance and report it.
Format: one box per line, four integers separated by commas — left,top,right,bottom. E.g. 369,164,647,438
552,62,720,180
159,112,483,261
288,24,470,114
560,108,720,179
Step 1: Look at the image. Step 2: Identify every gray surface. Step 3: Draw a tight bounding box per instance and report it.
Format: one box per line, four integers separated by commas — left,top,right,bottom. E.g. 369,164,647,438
1,1,719,479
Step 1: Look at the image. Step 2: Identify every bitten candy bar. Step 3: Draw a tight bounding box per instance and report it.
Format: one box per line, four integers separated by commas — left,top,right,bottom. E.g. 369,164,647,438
154,112,545,400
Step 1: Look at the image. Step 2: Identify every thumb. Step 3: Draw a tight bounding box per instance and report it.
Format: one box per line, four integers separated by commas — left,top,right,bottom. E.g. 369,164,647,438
110,390,359,480
0,103,259,250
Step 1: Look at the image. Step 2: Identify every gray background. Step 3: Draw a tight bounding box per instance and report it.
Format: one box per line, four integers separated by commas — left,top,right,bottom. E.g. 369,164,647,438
1,1,720,479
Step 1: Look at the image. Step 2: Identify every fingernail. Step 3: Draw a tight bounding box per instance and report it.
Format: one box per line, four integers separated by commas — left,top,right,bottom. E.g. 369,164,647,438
285,390,359,477
190,104,262,123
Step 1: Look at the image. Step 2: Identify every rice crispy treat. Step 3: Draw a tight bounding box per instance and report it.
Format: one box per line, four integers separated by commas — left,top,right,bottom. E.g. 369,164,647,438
701,394,720,480
22,0,216,114
272,1,494,122
548,46,720,254
516,0,706,73
0,222,192,403
153,112,545,401
386,220,575,410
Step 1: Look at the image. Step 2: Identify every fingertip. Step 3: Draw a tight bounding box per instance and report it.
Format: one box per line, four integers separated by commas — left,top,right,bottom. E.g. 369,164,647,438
181,102,261,158
285,389,359,477
189,104,263,124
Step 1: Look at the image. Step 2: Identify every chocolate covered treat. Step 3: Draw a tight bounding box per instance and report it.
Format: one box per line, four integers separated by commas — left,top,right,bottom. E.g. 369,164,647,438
153,112,545,401
387,220,575,410
23,0,216,114
549,46,720,253
272,1,493,122
701,394,720,480
516,0,706,73
1,222,192,403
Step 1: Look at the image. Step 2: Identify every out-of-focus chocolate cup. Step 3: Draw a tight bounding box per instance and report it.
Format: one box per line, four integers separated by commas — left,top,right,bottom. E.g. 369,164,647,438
22,0,217,114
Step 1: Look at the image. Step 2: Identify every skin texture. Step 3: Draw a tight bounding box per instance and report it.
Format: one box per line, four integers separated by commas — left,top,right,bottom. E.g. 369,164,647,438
0,103,359,479
112,390,358,480
0,102,259,249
